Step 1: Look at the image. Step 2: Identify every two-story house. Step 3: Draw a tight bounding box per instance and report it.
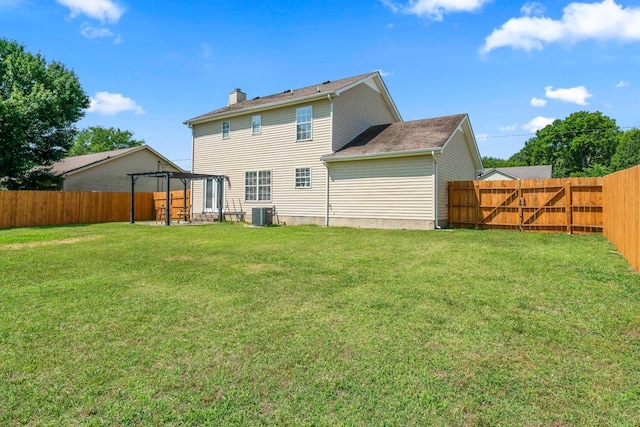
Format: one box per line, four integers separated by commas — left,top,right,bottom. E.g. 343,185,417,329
184,71,483,229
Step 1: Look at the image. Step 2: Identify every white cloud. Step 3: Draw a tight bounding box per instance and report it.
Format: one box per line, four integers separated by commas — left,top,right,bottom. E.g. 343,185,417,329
521,2,545,17
545,85,592,105
80,23,122,43
383,0,490,21
530,97,547,107
616,80,629,88
80,23,113,39
88,92,145,115
56,0,124,23
605,102,613,108
523,116,555,133
481,0,640,53
377,69,393,77
499,124,517,131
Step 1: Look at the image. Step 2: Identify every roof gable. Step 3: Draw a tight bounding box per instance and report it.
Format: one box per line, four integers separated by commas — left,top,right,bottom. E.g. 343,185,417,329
184,71,401,124
321,114,467,161
479,165,552,180
51,146,183,176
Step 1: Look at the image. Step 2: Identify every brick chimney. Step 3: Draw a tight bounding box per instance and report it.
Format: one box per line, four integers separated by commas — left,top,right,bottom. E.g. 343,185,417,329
228,88,246,106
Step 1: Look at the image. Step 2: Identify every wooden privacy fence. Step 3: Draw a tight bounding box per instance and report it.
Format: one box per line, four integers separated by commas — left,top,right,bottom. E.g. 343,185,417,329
448,177,603,233
0,191,154,229
152,190,191,222
603,165,640,272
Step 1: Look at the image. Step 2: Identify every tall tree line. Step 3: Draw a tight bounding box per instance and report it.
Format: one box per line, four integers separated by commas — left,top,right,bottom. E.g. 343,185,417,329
483,111,640,177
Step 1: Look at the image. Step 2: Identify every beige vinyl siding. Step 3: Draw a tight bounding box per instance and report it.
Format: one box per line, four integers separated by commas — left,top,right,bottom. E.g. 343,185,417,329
437,127,479,226
328,155,434,221
332,82,397,152
192,98,332,217
63,149,181,192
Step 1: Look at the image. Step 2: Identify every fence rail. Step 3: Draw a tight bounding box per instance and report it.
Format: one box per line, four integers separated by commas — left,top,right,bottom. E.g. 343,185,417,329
448,177,603,233
0,191,154,229
603,165,640,272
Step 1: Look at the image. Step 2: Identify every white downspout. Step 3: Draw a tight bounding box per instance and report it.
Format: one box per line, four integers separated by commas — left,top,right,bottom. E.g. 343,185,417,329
432,150,441,229
325,94,333,227
189,124,195,219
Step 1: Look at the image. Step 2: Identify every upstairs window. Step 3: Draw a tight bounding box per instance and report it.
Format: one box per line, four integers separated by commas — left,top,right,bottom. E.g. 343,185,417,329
222,120,230,139
252,115,261,135
295,167,311,188
296,106,312,141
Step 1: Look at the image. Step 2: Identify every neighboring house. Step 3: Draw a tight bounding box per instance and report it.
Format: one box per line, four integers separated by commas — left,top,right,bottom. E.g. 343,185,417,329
478,165,552,181
51,146,183,192
184,71,483,229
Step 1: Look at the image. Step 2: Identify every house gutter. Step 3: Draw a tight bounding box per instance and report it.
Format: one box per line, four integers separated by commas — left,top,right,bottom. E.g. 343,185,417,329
322,147,443,163
325,94,334,227
184,91,338,125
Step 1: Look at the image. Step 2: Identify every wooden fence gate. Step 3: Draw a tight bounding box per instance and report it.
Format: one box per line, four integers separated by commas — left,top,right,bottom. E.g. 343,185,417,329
448,177,603,233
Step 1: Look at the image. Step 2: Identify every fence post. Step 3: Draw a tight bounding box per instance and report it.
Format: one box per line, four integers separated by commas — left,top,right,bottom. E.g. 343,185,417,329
566,180,572,234
474,181,480,229
518,180,523,232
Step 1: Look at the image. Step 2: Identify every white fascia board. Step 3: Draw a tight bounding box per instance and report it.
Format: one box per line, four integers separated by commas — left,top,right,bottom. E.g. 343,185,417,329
65,146,184,177
463,115,484,172
479,170,518,180
334,72,403,123
184,92,335,125
440,114,484,173
322,148,440,163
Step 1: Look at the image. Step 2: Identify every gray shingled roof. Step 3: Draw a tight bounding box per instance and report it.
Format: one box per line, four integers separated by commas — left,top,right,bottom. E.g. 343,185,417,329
480,165,552,180
184,72,376,124
322,114,467,161
50,147,142,175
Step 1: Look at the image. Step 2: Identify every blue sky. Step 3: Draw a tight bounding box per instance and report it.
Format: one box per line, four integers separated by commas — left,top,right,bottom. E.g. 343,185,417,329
2,0,640,169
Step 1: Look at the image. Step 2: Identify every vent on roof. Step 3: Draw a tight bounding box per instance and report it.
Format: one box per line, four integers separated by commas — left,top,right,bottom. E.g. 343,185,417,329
322,80,331,84
253,96,260,100
283,89,291,94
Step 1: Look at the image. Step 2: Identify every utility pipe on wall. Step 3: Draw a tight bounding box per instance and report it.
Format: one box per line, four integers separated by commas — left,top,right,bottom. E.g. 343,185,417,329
325,94,334,227
432,150,441,229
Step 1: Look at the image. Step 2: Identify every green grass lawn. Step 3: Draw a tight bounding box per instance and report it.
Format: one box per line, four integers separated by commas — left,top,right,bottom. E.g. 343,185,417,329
1,222,639,426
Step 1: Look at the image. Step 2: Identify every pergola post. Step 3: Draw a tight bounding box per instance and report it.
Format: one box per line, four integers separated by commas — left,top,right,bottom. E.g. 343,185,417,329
129,175,136,224
165,172,171,226
217,177,224,223
182,179,188,222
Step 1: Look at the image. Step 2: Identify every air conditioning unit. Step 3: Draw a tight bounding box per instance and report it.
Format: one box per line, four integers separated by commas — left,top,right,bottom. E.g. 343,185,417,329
251,207,273,226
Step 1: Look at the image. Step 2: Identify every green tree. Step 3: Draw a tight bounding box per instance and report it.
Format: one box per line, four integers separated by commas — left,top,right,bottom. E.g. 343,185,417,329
611,128,640,171
512,111,619,177
0,38,89,189
482,156,523,169
69,126,145,156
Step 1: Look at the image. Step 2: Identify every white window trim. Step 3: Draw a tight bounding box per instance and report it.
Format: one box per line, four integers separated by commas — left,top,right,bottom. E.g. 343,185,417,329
252,115,261,135
295,167,311,189
296,106,313,142
222,120,230,139
245,170,272,202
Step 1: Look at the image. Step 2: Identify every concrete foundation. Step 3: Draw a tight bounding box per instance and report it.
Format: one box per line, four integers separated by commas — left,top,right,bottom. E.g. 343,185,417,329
192,212,436,230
